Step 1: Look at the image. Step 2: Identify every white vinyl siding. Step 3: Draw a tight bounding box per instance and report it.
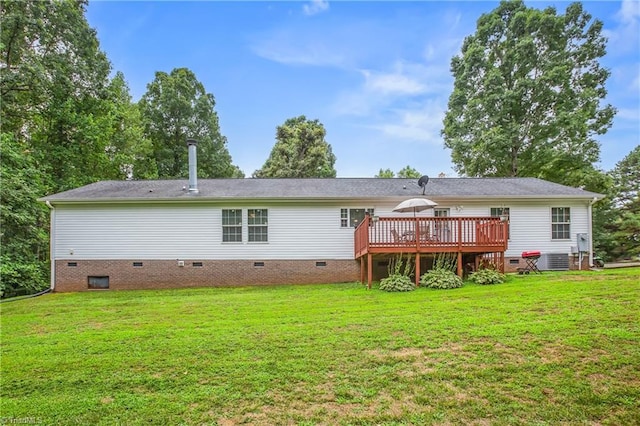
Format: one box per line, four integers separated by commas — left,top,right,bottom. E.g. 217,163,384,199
506,203,587,257
53,204,357,260
51,199,592,262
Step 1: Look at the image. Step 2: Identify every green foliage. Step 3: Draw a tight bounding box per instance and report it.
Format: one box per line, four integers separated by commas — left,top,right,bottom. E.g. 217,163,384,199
610,145,640,207
139,67,243,179
2,270,640,423
379,274,415,292
469,268,506,285
396,166,421,178
0,134,50,297
442,0,615,190
1,1,158,295
253,115,336,178
0,261,48,298
420,268,464,289
380,254,415,292
375,168,395,178
433,252,457,272
420,253,463,289
104,72,157,179
374,166,422,178
612,198,640,259
387,253,415,277
597,146,640,260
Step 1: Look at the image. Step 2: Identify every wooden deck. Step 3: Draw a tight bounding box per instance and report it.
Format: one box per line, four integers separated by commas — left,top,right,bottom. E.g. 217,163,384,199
354,216,508,287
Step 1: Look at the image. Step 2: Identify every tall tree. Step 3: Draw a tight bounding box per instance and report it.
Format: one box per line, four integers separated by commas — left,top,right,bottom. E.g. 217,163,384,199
104,72,157,179
253,116,337,178
606,146,640,259
0,134,50,297
397,166,422,179
1,0,150,295
375,168,395,178
610,145,640,208
374,166,422,178
139,68,243,179
442,1,615,188
1,0,119,191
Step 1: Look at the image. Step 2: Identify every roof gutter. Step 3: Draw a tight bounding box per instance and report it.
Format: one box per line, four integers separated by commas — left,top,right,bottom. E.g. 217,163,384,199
39,193,605,204
45,201,56,292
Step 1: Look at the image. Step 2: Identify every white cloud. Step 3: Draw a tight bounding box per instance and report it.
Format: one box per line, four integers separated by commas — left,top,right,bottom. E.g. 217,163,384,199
373,101,446,144
303,0,329,17
615,107,640,122
604,0,640,55
362,69,425,96
616,0,640,25
251,33,348,68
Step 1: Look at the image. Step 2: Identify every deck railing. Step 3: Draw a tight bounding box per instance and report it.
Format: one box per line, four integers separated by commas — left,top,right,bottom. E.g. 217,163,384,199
354,216,508,258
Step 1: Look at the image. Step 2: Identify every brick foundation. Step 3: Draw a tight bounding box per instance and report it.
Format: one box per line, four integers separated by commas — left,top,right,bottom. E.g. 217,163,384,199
54,259,360,292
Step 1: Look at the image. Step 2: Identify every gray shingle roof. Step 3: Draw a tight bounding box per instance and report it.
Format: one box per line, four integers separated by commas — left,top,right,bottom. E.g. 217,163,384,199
40,177,603,203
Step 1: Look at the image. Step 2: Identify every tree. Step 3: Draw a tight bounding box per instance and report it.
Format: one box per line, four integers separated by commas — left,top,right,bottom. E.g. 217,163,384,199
0,134,50,296
397,166,422,179
610,146,640,208
374,166,422,178
103,72,157,180
138,68,243,179
253,116,336,178
375,168,395,178
605,146,640,259
1,0,118,191
1,0,151,295
442,0,615,188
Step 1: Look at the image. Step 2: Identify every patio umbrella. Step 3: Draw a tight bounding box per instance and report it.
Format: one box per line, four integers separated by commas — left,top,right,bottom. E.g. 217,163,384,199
392,198,438,216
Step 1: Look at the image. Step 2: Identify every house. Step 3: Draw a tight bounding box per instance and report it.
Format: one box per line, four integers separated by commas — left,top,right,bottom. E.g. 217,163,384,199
40,169,603,292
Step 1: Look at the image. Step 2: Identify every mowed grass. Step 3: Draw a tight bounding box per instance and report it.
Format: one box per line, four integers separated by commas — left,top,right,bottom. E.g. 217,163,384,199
1,269,639,425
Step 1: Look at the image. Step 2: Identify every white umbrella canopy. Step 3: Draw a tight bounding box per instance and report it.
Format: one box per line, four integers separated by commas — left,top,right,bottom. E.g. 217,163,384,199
392,198,438,216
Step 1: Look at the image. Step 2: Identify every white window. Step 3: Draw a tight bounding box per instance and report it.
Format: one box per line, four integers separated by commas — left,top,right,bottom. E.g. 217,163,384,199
222,209,242,242
341,208,374,228
551,207,570,240
490,207,510,239
248,209,268,242
434,208,450,217
490,207,510,219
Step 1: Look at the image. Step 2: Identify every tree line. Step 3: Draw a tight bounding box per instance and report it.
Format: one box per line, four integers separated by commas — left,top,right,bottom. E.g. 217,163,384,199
1,0,637,296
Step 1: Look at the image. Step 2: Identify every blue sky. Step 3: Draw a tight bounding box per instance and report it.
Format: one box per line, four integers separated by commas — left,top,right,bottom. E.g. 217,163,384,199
86,0,639,178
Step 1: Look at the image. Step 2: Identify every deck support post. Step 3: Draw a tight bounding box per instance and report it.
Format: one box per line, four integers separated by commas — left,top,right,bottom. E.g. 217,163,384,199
360,257,365,285
367,253,372,289
457,251,463,277
415,253,420,287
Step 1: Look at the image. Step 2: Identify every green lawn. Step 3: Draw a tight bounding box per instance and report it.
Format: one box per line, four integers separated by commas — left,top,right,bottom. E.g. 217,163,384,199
1,269,639,425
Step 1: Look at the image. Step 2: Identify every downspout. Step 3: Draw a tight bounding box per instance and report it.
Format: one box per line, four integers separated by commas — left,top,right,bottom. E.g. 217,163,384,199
588,197,597,268
45,201,56,291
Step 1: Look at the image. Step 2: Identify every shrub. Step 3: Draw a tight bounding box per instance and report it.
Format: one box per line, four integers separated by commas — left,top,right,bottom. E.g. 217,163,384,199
379,274,415,292
420,268,463,289
0,258,48,298
379,254,415,292
470,268,506,285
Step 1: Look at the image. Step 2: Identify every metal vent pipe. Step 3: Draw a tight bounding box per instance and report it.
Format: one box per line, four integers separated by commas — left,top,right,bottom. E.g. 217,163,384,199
186,139,198,194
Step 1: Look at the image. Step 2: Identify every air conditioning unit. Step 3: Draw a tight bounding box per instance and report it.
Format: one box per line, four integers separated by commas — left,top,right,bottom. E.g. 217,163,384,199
537,253,569,271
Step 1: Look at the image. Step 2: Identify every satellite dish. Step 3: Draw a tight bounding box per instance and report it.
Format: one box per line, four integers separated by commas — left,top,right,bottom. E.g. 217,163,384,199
418,175,429,195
